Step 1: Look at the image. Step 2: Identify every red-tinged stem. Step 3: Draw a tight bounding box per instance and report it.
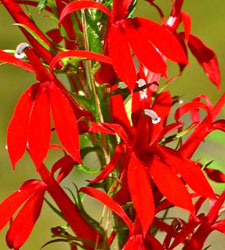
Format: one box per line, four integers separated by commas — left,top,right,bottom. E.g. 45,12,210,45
38,164,100,249
179,93,225,158
24,47,51,82
1,0,57,64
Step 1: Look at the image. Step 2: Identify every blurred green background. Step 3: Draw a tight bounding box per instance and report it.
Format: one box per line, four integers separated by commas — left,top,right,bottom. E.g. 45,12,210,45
0,0,224,249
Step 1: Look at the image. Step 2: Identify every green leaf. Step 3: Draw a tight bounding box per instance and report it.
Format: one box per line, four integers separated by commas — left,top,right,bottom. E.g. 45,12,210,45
13,23,64,53
159,123,197,145
77,164,101,174
86,12,102,53
37,0,47,12
41,239,68,249
44,198,65,221
128,0,138,17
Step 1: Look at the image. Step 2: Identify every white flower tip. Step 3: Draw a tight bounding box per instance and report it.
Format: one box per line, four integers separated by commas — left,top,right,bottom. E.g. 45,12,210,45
136,78,146,88
15,43,30,59
5,145,8,150
179,99,184,104
144,109,161,124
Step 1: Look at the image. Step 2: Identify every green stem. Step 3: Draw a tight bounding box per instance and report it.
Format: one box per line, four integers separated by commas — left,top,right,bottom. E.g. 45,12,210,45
81,9,110,165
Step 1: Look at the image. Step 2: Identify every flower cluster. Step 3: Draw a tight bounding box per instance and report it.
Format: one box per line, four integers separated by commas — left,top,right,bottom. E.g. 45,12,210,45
0,0,224,249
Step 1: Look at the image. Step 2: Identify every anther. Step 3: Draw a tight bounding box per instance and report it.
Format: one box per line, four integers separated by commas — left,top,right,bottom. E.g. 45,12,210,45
144,109,161,124
15,43,30,59
136,78,147,99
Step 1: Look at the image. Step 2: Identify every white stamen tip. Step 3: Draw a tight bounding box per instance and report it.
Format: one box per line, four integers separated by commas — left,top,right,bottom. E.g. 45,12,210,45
136,78,146,88
167,16,176,27
179,99,184,104
15,43,30,59
137,79,148,99
5,145,8,150
144,109,161,124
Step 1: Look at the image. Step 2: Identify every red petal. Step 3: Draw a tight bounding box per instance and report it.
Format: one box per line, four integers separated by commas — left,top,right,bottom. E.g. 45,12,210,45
208,191,225,224
50,84,81,163
174,100,210,123
149,157,194,213
6,188,45,249
123,235,145,250
144,235,164,250
50,50,112,75
0,180,45,231
46,29,63,44
213,119,225,132
128,153,154,236
212,219,225,234
89,122,129,143
108,24,137,92
51,155,75,183
112,0,133,22
7,86,34,168
188,34,221,90
156,146,216,199
0,49,34,72
125,19,167,77
150,91,172,144
179,94,225,158
110,85,133,133
205,168,225,183
134,17,188,64
80,187,133,231
28,84,51,170
181,11,191,41
59,1,111,27
91,143,124,183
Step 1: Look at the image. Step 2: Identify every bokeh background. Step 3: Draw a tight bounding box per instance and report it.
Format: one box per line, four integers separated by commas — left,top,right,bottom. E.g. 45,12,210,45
0,0,225,249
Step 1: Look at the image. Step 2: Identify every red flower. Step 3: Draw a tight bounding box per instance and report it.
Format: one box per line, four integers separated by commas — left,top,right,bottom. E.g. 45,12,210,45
1,0,57,64
89,86,215,236
0,180,47,249
58,0,188,91
7,81,81,169
6,46,81,169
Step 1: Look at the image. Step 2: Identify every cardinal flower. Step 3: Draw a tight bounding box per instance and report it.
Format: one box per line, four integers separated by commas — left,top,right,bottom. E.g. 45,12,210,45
7,44,81,169
58,0,188,91
0,180,47,249
89,80,216,236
